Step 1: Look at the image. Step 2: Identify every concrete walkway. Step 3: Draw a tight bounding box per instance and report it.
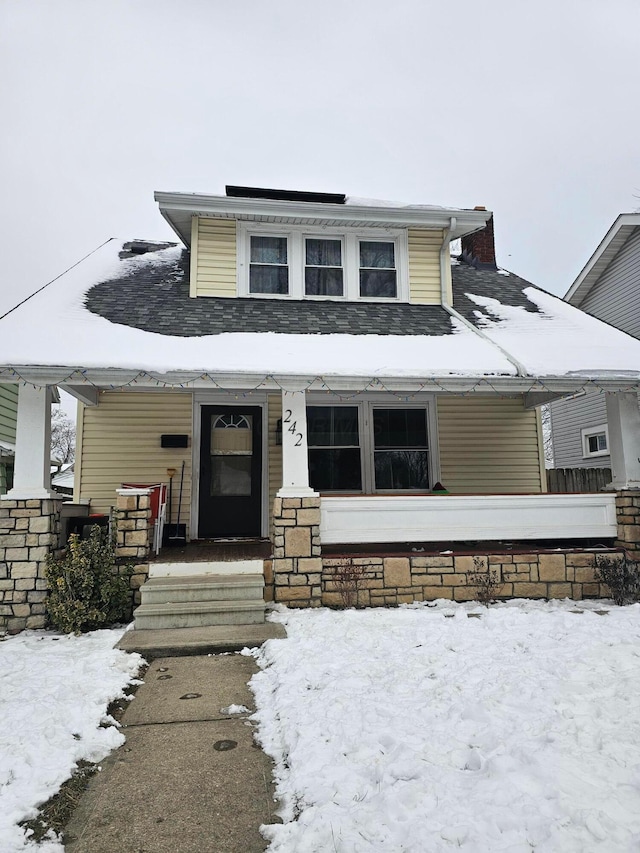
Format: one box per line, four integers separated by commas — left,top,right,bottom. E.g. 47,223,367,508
65,653,280,853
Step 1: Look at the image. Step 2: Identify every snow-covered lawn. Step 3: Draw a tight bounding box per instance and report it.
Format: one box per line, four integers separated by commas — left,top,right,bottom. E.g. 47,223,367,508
0,628,143,852
251,601,640,852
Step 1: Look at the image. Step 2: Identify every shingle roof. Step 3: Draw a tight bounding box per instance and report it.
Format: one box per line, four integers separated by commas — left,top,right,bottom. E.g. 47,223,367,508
84,248,455,337
451,264,544,322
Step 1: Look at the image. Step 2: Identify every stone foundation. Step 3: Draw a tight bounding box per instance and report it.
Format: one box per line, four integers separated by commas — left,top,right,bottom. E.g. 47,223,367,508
115,489,151,561
0,498,62,631
322,549,621,607
615,490,640,553
272,496,322,607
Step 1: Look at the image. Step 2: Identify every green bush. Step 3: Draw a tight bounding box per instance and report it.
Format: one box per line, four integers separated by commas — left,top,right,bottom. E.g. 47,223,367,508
45,526,132,634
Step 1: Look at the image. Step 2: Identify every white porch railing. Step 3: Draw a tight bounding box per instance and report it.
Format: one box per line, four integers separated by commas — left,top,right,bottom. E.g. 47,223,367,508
319,494,618,544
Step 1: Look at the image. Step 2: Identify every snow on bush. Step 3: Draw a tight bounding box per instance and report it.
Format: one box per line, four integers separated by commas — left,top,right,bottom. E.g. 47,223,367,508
251,601,640,852
0,628,143,852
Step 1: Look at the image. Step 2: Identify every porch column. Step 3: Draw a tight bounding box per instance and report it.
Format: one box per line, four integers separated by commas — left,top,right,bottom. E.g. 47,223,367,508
272,386,321,607
605,391,640,490
278,388,316,498
3,383,58,501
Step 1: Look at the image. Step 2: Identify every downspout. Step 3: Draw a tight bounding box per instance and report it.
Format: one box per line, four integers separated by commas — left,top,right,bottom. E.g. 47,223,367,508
439,217,528,378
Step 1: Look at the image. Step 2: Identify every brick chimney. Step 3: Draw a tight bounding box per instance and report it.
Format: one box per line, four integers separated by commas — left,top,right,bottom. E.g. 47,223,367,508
460,208,497,270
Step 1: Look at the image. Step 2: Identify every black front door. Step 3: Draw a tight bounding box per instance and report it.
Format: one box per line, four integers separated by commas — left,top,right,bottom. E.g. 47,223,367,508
198,406,262,538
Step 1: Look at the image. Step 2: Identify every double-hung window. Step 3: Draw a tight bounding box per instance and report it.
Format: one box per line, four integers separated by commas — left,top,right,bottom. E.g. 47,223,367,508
359,241,397,298
240,224,407,301
249,235,288,294
306,402,433,493
305,238,344,297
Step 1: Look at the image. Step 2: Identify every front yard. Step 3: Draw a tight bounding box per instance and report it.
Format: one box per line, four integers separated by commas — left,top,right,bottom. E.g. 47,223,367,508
0,628,143,852
251,601,640,852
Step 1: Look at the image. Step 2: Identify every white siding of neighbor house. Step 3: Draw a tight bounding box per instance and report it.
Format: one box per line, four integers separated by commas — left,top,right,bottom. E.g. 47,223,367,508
437,396,545,493
76,391,193,529
579,228,640,336
0,384,18,445
549,227,640,469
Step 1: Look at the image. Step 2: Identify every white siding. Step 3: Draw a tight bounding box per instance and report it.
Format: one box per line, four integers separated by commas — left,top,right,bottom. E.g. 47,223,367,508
580,229,640,336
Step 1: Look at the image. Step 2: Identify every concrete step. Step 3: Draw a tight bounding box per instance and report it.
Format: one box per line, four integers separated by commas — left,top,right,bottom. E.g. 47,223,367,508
149,559,264,578
134,600,266,630
140,574,264,605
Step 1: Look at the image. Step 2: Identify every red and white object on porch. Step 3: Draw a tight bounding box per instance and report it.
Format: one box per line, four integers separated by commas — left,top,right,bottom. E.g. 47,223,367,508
122,482,167,555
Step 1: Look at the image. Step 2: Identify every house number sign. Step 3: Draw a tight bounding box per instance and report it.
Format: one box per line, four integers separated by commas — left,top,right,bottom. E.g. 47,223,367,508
283,409,304,447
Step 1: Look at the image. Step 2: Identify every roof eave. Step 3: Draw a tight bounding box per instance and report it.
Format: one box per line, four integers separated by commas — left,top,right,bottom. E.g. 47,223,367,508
154,191,491,247
565,213,640,305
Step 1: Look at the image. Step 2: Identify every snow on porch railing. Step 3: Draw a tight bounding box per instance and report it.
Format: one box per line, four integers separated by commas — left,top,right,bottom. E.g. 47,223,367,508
319,494,617,544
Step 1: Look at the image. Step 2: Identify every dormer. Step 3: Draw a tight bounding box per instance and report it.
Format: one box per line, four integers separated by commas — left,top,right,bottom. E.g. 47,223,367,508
154,186,492,306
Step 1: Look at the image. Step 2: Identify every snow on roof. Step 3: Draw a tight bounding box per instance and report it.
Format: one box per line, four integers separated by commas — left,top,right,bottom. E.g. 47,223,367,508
345,196,450,211
1,239,640,383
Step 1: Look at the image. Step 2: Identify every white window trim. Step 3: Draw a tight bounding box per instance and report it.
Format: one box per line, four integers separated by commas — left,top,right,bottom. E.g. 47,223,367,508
237,222,409,302
581,423,609,459
306,394,439,493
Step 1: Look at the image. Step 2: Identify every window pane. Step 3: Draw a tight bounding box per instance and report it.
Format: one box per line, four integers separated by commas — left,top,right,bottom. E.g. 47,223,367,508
309,449,362,491
307,407,359,446
250,265,289,294
306,238,342,266
374,450,429,490
360,269,397,298
305,267,344,296
373,409,427,448
360,241,395,269
211,456,252,496
250,235,287,264
588,433,607,453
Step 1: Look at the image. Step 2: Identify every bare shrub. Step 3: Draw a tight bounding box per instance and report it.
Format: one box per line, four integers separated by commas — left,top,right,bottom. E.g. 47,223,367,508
469,557,502,607
331,559,367,609
595,554,640,606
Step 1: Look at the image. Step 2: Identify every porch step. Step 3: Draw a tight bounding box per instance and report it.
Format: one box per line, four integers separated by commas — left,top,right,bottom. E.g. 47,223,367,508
149,559,264,578
133,600,266,630
140,574,264,605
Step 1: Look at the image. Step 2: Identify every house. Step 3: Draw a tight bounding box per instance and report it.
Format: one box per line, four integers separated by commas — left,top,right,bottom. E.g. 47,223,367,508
549,214,640,478
0,385,18,495
2,186,640,633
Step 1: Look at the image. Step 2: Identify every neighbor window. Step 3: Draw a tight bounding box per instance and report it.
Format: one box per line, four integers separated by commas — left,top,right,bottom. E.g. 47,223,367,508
307,403,432,493
581,424,609,458
359,241,397,298
249,235,289,294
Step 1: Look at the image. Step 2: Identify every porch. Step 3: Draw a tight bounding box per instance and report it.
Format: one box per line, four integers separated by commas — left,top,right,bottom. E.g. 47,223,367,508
1,377,640,631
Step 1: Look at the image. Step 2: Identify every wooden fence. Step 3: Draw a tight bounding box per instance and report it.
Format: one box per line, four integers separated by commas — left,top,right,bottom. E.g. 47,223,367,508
547,468,612,493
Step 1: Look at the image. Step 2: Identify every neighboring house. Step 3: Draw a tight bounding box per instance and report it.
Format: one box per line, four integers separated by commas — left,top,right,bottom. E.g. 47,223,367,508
3,186,640,631
550,214,640,471
0,385,18,495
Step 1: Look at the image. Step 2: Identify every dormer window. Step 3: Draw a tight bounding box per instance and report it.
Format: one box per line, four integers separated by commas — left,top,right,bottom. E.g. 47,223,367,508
249,235,289,294
305,238,344,297
239,223,407,301
359,241,396,298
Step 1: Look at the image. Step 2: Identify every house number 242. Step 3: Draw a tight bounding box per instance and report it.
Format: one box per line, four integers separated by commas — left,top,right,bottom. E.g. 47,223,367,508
283,409,303,447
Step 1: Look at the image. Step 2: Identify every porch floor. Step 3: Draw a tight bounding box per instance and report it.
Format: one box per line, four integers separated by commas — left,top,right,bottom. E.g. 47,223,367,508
152,538,272,563
322,538,618,558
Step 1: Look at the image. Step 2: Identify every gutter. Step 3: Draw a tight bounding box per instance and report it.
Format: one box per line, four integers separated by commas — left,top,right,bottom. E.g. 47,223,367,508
439,217,529,378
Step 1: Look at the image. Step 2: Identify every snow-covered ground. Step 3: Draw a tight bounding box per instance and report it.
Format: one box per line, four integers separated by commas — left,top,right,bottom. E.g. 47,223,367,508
0,628,143,852
251,601,640,852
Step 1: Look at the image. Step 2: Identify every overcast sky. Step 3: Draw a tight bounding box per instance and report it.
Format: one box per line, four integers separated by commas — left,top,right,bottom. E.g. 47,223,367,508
1,0,639,318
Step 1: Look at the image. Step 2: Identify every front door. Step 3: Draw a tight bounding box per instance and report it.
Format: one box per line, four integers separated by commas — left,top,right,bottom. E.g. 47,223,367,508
198,406,263,538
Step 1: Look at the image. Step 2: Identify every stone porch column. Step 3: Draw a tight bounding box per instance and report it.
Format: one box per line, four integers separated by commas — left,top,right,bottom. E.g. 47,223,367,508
115,488,151,561
0,384,63,632
273,387,322,606
605,391,640,490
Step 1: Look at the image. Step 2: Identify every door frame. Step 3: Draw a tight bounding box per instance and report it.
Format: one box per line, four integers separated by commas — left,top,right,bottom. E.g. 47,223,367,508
191,391,269,540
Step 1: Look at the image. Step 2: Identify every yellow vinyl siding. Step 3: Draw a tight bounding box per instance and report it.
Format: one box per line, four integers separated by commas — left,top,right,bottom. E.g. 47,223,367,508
437,396,544,493
0,384,18,445
192,217,237,297
77,391,193,529
268,393,282,534
408,229,443,304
